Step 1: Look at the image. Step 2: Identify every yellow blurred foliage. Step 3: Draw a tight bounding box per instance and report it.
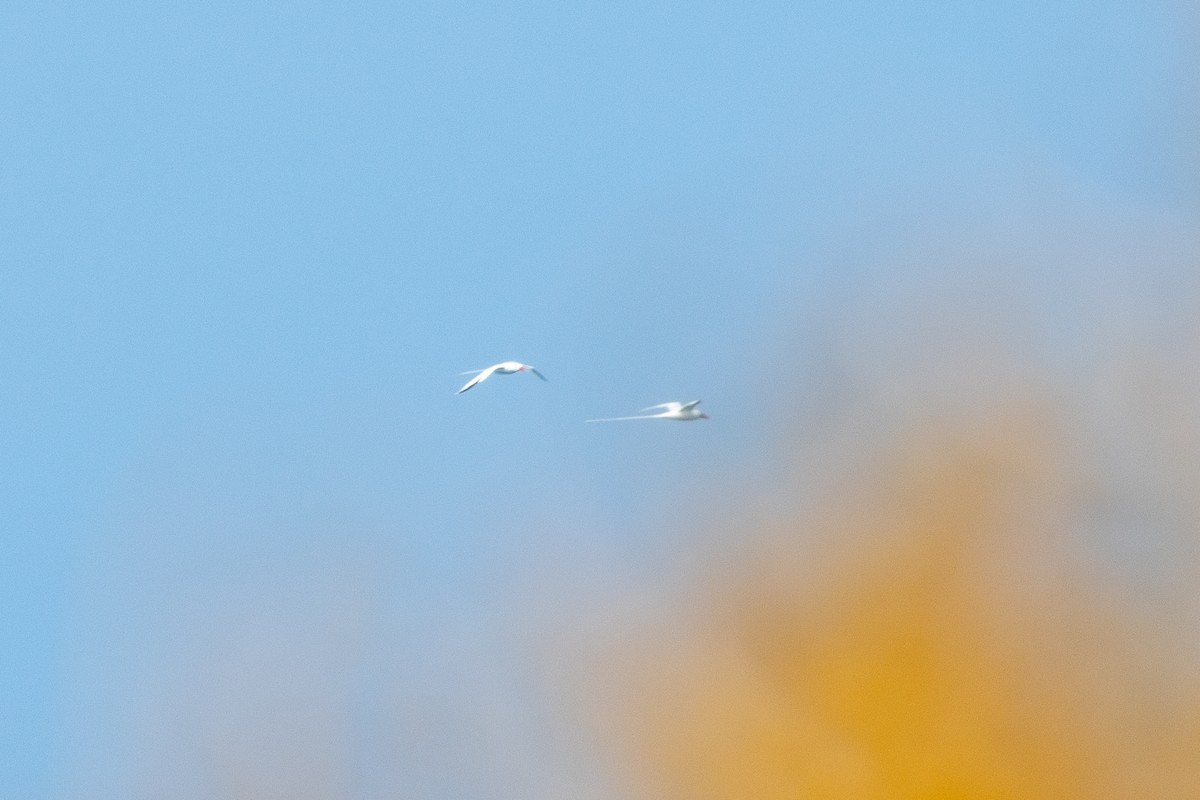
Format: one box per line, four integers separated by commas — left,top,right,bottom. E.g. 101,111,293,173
581,411,1200,799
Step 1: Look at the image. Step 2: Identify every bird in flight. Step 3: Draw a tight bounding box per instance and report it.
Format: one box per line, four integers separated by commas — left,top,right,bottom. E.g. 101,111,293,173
586,400,709,422
455,361,548,394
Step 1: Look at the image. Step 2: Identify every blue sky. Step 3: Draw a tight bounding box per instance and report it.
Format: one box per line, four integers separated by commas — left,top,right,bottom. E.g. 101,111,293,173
2,1,1197,797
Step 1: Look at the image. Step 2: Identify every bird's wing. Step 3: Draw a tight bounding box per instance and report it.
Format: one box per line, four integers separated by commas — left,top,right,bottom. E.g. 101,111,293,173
680,400,702,410
640,402,681,413
458,369,488,375
586,414,664,422
526,367,548,382
456,365,498,394
456,374,486,394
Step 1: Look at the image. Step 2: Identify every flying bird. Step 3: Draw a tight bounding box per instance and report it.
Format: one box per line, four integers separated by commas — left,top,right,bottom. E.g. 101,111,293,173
586,400,709,422
455,361,548,394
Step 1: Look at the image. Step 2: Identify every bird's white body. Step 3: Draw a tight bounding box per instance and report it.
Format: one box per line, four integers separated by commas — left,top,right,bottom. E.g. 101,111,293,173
456,361,547,394
586,400,709,422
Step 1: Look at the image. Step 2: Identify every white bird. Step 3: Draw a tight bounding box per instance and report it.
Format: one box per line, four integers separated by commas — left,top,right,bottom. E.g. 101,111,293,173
455,361,548,394
586,400,709,422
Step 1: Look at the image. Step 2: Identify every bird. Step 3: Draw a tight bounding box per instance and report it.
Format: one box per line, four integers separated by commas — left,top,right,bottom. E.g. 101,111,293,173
455,361,548,394
586,400,709,422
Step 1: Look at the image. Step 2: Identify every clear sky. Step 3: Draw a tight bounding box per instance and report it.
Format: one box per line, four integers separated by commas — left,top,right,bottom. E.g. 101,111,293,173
2,1,1197,797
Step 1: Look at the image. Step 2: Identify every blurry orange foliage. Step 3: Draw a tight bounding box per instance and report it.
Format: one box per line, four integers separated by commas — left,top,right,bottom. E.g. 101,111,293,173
585,412,1200,798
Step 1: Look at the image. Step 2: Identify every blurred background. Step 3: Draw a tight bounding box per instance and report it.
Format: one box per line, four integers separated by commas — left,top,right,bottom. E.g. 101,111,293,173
2,1,1198,797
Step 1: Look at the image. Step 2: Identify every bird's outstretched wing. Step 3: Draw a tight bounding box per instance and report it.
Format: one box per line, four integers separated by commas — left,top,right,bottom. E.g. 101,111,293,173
526,367,548,382
640,402,682,413
680,400,702,411
586,414,664,422
456,365,498,394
